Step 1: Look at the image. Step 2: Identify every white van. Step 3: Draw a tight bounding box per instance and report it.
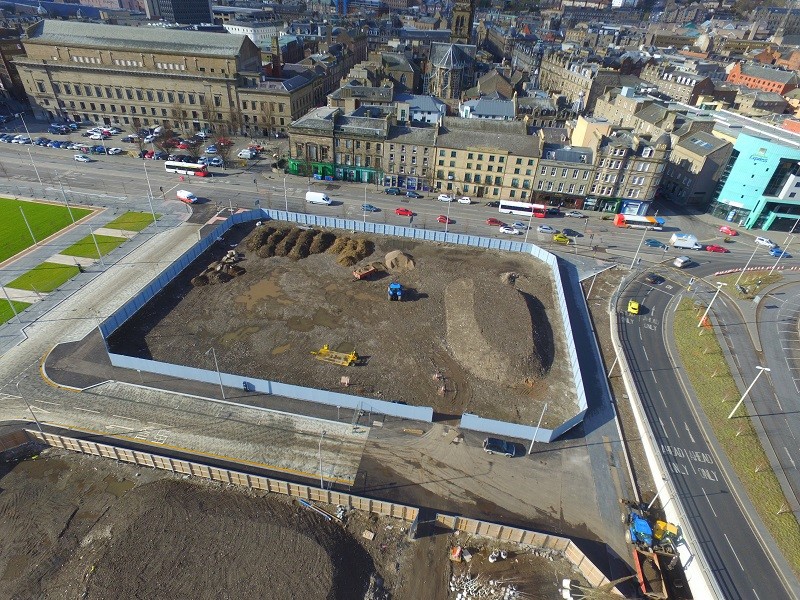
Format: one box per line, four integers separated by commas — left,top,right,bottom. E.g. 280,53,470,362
673,255,691,268
177,190,198,204
306,191,332,205
237,149,256,159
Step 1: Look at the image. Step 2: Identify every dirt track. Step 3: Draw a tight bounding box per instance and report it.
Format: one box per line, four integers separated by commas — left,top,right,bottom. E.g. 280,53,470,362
108,221,574,426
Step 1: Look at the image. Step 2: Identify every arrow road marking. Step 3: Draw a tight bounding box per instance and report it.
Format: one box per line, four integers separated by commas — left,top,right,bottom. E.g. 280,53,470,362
684,423,696,444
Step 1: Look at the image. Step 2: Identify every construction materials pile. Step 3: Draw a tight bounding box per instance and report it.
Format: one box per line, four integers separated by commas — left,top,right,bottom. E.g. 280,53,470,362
384,250,415,273
191,250,245,286
242,223,373,266
449,572,522,599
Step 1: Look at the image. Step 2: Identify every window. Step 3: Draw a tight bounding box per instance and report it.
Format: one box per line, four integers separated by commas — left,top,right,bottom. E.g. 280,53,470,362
439,150,445,157
449,161,455,167
579,185,585,194
583,171,589,180
546,181,553,191
489,155,494,162
550,167,557,176
557,182,564,192
511,178,519,188
561,168,568,177
540,166,547,175
478,154,484,161
568,184,575,193
468,153,474,159
450,150,456,158
498,157,504,163
474,175,481,183
537,180,544,190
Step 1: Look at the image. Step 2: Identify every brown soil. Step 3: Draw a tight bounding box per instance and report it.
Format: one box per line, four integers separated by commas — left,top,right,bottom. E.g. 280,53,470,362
108,222,575,424
0,450,588,600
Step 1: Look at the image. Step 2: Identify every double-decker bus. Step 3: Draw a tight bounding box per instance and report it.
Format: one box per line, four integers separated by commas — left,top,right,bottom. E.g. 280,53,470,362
613,214,665,231
498,200,547,218
164,161,209,177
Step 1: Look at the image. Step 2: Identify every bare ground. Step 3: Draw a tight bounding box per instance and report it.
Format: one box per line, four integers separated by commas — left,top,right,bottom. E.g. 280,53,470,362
108,221,576,425
0,449,589,600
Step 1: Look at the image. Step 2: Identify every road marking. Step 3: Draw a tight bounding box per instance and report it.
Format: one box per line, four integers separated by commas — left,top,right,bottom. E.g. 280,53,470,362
684,423,696,443
784,447,796,470
651,371,658,384
669,416,679,437
36,400,60,406
111,414,138,422
658,390,666,409
724,534,745,571
753,588,761,600
787,419,797,440
702,487,718,517
74,406,100,413
642,346,648,361
106,424,134,431
30,405,51,413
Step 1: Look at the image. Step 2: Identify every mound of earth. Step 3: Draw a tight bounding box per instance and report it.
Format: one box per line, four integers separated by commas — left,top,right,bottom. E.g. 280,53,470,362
384,250,415,273
56,479,375,600
444,272,546,386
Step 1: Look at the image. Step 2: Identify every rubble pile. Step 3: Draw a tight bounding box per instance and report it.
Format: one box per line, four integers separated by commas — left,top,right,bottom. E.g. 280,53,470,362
449,572,523,599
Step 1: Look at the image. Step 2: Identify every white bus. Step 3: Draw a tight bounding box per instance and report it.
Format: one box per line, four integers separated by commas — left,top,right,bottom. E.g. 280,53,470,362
498,200,547,218
164,161,209,177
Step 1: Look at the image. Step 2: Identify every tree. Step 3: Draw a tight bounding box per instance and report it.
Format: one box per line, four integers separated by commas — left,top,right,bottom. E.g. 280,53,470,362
183,138,203,160
260,99,274,138
154,125,177,154
213,136,235,167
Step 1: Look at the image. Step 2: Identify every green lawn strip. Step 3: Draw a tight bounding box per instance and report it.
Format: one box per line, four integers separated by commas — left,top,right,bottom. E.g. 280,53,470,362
0,198,92,262
0,299,31,324
7,262,80,293
104,211,160,232
673,298,800,573
60,234,126,258
715,271,783,300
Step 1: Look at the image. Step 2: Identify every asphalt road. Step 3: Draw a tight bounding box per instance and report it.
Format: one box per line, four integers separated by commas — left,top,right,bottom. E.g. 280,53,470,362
618,270,796,600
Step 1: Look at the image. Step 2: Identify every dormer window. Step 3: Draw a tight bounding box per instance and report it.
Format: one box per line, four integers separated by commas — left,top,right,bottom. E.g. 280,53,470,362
642,147,653,158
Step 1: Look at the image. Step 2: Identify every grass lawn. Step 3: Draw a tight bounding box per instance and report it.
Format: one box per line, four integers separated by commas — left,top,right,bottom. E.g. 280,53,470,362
0,299,31,324
61,234,126,259
0,198,92,262
7,262,80,293
104,211,160,232
673,297,800,574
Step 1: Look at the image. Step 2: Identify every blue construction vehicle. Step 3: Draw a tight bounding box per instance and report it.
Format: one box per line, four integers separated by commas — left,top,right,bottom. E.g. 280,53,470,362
387,282,403,301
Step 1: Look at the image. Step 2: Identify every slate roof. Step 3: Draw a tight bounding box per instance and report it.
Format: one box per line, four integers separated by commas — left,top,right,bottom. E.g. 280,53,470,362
26,19,248,58
429,42,476,68
386,125,437,145
394,93,446,113
437,119,538,156
676,131,728,156
462,98,515,118
329,85,394,102
739,62,799,84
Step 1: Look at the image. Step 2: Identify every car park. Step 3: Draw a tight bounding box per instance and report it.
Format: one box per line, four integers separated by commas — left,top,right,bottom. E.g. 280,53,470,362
482,437,516,457
107,147,123,155
644,239,666,248
537,224,556,234
704,244,729,253
719,225,737,236
627,300,640,315
437,194,454,202
457,196,471,204
552,233,570,244
73,154,91,162
384,187,402,195
755,236,777,248
361,204,379,212
565,210,585,218
395,207,413,217
437,215,454,224
644,273,664,285
770,247,792,258
405,191,423,198
486,218,504,226
499,226,520,235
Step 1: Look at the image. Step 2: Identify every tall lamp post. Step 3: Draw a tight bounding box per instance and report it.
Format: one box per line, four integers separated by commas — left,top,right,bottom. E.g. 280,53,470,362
697,282,727,328
734,244,760,288
16,376,43,434
205,347,225,400
283,175,288,212
142,161,158,224
15,112,43,187
769,236,794,275
629,226,649,270
728,366,770,419
318,430,327,489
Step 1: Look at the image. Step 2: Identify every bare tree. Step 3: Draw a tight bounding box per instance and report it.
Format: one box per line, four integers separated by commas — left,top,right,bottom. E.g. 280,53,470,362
261,99,274,138
154,125,177,154
213,135,235,167
184,138,203,160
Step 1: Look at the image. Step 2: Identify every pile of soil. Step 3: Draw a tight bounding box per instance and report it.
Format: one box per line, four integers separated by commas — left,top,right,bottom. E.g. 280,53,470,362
384,251,415,273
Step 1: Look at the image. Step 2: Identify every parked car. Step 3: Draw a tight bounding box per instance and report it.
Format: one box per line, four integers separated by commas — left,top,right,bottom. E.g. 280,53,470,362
196,131,211,140
770,247,792,258
197,157,210,166
485,201,500,208
511,221,528,230
73,154,91,162
90,133,109,140
482,437,516,457
437,194,454,202
552,233,570,244
457,196,471,204
644,273,664,285
237,148,257,159
704,244,729,253
755,236,777,248
437,215,453,224
562,228,581,238
644,239,666,249
719,225,738,236
395,207,414,216
537,224,556,234
204,145,218,154
565,210,585,218
144,134,157,143
499,225,520,235
361,204,380,212
627,300,640,315
405,191,423,198
154,151,169,160
121,135,138,143
546,207,561,215
107,147,123,155
384,187,402,195
209,156,224,167
486,218,505,226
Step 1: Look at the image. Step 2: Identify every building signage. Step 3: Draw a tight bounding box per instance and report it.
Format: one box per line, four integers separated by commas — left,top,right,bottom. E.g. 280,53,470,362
750,148,768,163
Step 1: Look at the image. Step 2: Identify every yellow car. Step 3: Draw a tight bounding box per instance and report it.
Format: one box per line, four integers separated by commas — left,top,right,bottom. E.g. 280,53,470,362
552,232,570,245
627,300,640,315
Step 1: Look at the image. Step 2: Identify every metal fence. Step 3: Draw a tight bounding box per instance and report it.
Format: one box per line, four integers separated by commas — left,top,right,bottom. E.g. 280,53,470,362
19,428,615,592
98,209,589,439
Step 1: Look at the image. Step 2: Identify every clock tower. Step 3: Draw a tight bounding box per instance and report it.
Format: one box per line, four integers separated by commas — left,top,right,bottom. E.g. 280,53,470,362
450,0,474,45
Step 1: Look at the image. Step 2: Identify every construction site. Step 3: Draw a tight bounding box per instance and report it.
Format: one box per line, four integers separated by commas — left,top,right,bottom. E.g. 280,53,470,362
107,220,575,426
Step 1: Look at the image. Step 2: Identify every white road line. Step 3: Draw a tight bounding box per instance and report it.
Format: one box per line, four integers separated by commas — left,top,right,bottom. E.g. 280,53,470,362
74,406,100,413
702,487,718,517
111,414,139,422
788,420,798,440
652,371,658,384
753,588,761,600
659,390,666,409
29,405,51,413
36,400,60,406
784,447,796,470
684,423,696,444
642,346,648,361
724,534,745,571
106,424,134,431
669,416,680,437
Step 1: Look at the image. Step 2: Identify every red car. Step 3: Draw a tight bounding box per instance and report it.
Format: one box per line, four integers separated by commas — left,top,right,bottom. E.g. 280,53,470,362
705,244,729,253
486,218,505,226
395,207,413,217
719,225,737,236
437,215,453,224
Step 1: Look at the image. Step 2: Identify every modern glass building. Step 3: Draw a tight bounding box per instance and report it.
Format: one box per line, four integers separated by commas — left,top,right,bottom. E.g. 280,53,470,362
708,132,800,231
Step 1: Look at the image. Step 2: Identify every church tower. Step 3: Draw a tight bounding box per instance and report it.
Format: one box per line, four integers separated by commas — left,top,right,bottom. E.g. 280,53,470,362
450,0,474,45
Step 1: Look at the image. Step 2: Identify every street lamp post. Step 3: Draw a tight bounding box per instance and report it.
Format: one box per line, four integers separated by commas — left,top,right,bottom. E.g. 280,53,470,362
445,198,451,234
283,176,288,212
363,185,367,223
523,208,535,245
697,282,727,328
734,244,760,288
15,112,43,187
205,347,226,400
18,206,38,246
629,226,649,270
769,235,794,275
528,402,548,454
728,366,770,419
2,286,21,323
88,224,106,268
16,376,43,435
318,430,327,489
142,161,158,224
